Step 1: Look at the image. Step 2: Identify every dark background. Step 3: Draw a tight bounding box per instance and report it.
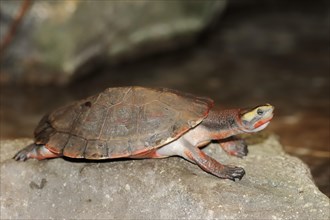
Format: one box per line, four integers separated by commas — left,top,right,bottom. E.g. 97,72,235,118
1,0,329,196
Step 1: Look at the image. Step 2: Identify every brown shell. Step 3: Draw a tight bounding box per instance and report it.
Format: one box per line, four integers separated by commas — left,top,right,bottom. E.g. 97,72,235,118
34,87,214,159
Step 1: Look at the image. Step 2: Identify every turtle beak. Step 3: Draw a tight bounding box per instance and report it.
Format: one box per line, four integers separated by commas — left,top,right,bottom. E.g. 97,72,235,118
265,104,274,121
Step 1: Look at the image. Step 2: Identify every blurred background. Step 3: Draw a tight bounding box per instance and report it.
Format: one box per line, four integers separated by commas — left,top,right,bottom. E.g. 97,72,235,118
0,0,329,196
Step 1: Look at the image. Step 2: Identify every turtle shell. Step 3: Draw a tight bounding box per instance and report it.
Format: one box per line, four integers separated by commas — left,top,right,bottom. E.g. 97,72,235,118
34,87,214,159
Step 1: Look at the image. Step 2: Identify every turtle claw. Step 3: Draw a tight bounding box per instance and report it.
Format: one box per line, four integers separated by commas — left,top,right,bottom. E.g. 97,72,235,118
222,166,245,181
13,149,29,161
13,143,37,161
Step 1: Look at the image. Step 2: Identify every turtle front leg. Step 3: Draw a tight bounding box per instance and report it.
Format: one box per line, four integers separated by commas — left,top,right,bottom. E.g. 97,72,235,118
219,137,248,158
183,143,245,181
13,144,60,161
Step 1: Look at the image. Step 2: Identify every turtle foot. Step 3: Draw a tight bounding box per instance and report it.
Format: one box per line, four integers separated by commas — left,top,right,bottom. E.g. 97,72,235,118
13,143,59,161
13,152,28,161
13,145,35,161
219,139,248,158
221,166,245,181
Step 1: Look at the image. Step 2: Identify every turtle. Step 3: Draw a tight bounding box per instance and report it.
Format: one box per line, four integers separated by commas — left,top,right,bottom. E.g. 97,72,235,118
14,86,274,181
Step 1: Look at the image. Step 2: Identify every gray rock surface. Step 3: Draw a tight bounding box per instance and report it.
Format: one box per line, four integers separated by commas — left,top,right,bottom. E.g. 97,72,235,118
1,136,329,219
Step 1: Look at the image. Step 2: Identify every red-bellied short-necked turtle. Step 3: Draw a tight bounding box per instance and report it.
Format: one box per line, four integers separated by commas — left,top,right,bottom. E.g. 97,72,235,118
14,86,274,180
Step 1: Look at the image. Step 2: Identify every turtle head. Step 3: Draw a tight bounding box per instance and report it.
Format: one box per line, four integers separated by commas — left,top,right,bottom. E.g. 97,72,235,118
238,104,274,133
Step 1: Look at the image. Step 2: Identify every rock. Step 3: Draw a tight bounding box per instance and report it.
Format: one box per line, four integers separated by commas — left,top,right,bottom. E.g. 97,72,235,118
0,0,226,85
1,136,329,219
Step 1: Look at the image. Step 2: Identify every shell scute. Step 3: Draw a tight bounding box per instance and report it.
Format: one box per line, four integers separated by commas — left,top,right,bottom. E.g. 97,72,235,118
96,87,130,107
71,104,107,140
99,103,139,140
45,132,70,154
62,136,87,158
84,139,108,159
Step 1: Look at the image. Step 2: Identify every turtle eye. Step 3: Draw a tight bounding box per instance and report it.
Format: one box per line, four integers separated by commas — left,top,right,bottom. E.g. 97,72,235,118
257,108,264,116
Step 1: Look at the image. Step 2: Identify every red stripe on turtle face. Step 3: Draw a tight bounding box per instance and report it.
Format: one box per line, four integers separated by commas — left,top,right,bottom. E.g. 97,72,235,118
254,118,271,128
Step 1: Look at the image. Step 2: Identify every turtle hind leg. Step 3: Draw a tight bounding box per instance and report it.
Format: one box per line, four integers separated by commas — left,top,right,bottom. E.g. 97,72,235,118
13,143,60,161
183,143,245,181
